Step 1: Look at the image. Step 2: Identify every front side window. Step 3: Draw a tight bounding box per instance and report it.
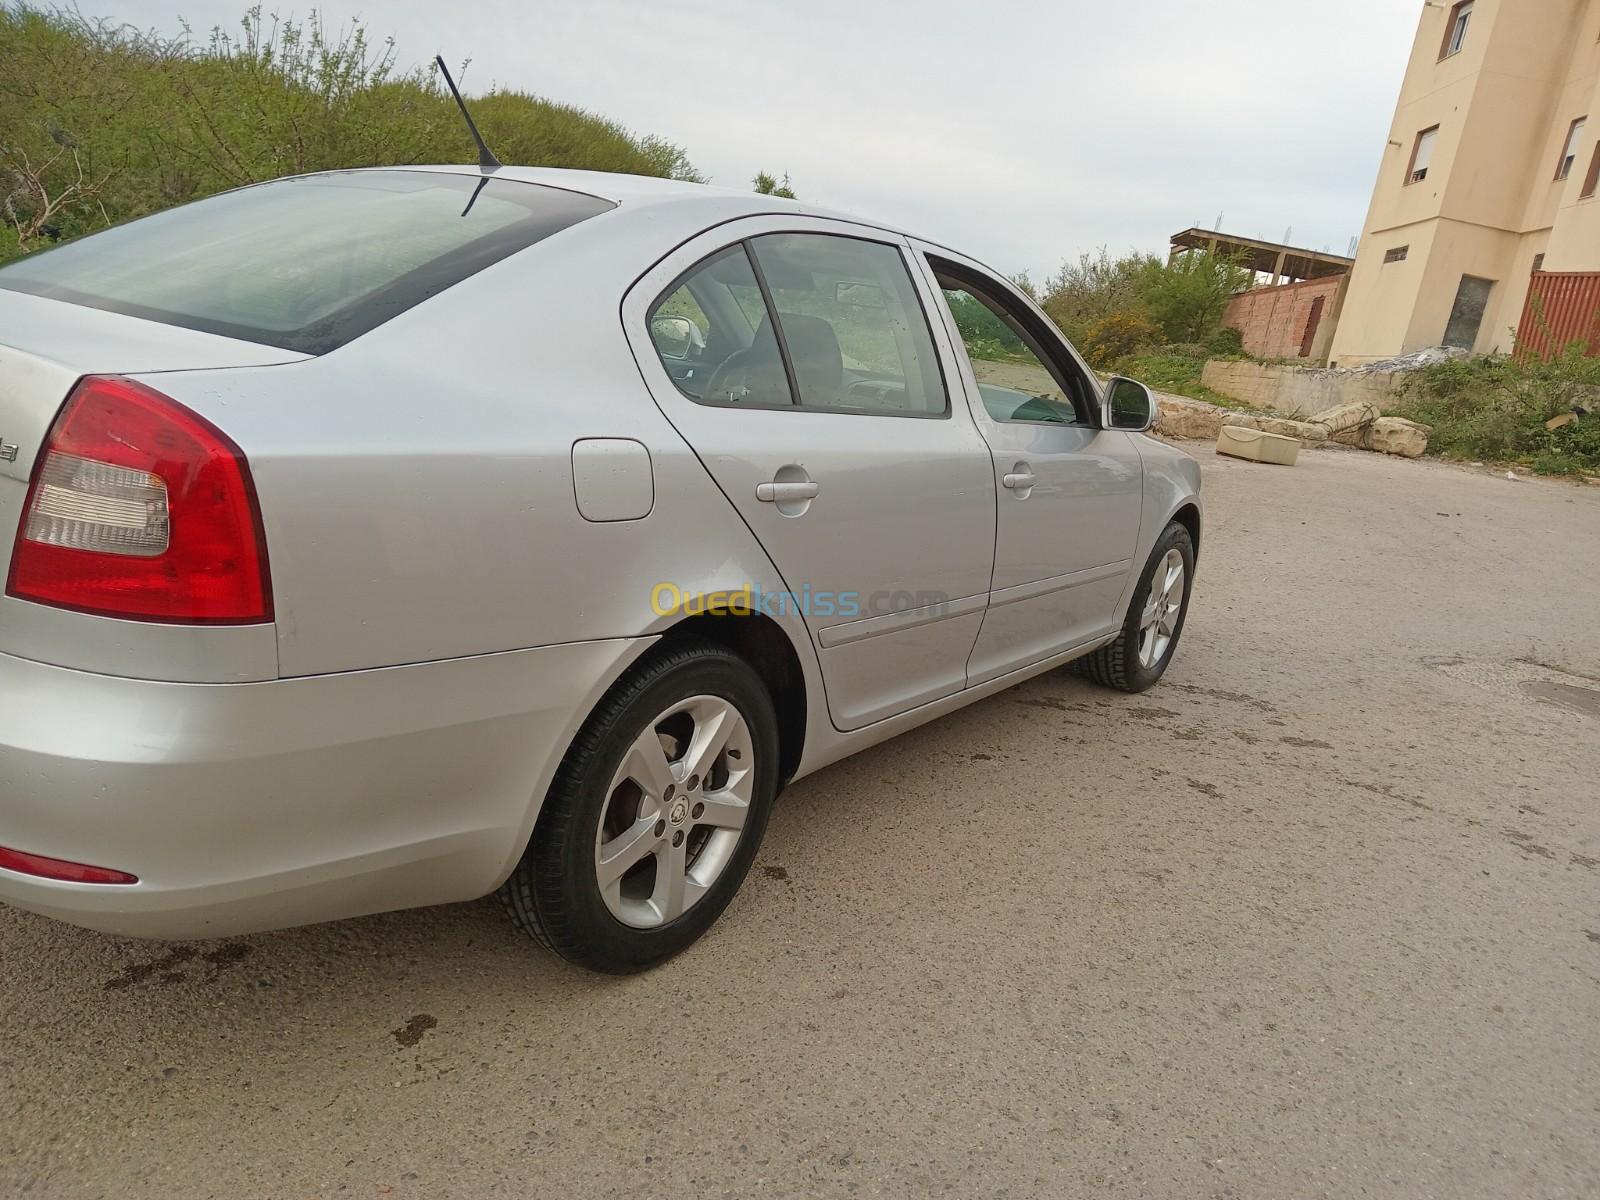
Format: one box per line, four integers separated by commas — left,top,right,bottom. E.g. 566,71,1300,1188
0,171,613,354
647,232,948,417
934,266,1089,427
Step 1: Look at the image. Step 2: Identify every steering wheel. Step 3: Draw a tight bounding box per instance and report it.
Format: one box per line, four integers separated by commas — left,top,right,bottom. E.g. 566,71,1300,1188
700,348,786,406
699,348,755,403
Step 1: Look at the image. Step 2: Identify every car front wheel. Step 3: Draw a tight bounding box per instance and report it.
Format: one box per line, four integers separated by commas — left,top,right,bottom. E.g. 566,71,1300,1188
1074,521,1195,694
500,641,780,974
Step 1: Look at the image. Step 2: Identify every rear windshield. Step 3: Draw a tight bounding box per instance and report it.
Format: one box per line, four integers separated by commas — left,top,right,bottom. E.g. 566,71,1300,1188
0,170,614,354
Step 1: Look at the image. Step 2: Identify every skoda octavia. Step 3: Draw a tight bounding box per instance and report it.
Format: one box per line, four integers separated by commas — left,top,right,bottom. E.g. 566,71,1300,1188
0,167,1201,972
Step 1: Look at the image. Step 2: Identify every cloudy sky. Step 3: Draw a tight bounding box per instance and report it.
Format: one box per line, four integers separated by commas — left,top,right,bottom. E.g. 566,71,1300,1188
105,0,1421,277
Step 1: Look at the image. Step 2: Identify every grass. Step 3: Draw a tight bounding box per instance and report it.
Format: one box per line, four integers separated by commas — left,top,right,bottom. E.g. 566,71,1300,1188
1392,350,1600,477
1113,351,1260,411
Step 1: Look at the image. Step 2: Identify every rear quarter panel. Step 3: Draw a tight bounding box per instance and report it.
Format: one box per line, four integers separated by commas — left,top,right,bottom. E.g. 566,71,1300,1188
148,205,823,687
0,292,302,681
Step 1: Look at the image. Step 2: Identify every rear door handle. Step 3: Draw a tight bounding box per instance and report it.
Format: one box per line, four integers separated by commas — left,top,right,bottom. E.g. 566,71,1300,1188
1002,471,1037,490
756,481,821,503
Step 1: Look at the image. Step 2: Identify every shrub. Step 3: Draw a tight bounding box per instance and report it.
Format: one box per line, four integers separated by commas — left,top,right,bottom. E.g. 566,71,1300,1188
1134,250,1255,345
1395,349,1600,473
1081,310,1162,368
1039,247,1252,352
0,4,703,266
753,170,795,198
1040,248,1158,347
1206,325,1245,357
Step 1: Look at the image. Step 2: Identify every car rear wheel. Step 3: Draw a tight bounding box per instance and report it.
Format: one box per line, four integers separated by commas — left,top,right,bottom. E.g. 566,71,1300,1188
500,642,780,974
1074,521,1195,694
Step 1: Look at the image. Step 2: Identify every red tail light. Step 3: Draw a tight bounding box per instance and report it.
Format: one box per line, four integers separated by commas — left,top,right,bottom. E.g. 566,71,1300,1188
0,845,138,885
6,376,272,624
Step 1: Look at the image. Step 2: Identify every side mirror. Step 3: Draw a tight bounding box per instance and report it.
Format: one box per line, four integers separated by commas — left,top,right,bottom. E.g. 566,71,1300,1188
650,315,699,361
1104,376,1158,432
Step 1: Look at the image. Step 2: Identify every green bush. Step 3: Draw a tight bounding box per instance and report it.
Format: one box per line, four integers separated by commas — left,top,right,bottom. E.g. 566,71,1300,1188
1081,310,1162,368
1207,325,1245,356
1395,349,1600,474
1040,248,1158,347
1134,250,1255,345
1039,247,1253,354
0,4,702,266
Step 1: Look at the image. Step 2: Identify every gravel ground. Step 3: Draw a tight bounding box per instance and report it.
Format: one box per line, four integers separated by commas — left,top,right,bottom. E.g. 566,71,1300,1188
2,443,1597,1200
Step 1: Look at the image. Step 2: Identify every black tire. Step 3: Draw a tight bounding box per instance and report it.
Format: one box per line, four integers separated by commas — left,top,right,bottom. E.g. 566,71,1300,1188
1074,522,1195,694
499,641,780,974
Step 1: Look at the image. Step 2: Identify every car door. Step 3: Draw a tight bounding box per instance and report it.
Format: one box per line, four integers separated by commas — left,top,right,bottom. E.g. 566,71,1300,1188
910,244,1144,685
626,219,997,731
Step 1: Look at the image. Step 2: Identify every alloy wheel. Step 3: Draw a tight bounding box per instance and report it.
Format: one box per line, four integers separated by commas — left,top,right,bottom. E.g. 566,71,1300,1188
594,695,755,929
1138,548,1186,669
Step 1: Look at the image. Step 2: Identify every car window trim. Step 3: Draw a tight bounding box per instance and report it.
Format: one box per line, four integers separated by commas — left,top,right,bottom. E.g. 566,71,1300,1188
645,227,953,421
924,254,1100,429
740,241,804,407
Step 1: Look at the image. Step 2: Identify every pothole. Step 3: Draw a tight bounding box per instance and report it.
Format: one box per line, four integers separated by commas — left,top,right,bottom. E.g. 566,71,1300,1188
1426,656,1600,720
1519,680,1600,719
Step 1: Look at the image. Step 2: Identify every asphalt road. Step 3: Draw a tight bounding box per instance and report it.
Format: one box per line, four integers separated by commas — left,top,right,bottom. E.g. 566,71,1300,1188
3,443,1598,1199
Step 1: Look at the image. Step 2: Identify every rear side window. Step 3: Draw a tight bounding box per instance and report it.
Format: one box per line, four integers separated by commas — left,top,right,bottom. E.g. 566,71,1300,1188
647,232,947,417
0,171,613,354
750,234,947,416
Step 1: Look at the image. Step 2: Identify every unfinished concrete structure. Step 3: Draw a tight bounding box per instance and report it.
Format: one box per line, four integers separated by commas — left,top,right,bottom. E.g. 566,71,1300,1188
1169,229,1353,363
1331,0,1600,365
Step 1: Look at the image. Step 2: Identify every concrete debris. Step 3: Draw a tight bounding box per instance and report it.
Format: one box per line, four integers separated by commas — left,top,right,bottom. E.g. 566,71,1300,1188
1155,392,1429,458
1309,401,1382,437
1217,425,1301,466
1348,346,1468,374
1342,417,1433,459
1155,395,1231,441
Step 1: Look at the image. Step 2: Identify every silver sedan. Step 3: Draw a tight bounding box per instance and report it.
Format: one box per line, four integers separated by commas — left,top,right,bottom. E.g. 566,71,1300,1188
0,167,1201,972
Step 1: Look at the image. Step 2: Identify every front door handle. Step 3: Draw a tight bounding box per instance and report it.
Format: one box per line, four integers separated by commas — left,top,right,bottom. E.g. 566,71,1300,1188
1002,471,1037,490
756,481,821,503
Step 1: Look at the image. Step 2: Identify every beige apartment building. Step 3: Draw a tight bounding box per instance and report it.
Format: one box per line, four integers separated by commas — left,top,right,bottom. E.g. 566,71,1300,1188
1330,0,1600,365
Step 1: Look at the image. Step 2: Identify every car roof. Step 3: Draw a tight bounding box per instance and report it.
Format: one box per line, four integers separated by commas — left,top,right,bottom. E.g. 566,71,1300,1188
332,163,908,236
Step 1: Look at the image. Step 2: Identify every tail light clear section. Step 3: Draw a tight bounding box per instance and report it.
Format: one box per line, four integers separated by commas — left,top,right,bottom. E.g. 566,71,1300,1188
6,375,272,624
25,452,170,557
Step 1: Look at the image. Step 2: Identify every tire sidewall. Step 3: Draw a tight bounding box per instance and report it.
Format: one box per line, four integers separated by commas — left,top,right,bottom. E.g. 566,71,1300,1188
535,649,780,971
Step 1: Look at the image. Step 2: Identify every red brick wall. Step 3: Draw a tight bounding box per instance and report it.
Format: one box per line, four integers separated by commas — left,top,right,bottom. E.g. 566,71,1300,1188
1223,275,1345,361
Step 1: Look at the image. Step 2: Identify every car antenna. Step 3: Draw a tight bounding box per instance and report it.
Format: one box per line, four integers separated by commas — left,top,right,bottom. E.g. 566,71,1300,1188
434,55,501,172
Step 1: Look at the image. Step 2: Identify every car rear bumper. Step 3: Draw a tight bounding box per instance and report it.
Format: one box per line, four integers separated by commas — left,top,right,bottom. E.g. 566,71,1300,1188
0,638,649,939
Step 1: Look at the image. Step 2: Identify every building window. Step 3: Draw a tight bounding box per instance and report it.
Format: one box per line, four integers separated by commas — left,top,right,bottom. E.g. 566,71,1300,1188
1556,117,1586,181
1406,126,1439,185
1440,1,1474,59
1532,253,1546,273
1582,144,1600,199
1384,245,1410,263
